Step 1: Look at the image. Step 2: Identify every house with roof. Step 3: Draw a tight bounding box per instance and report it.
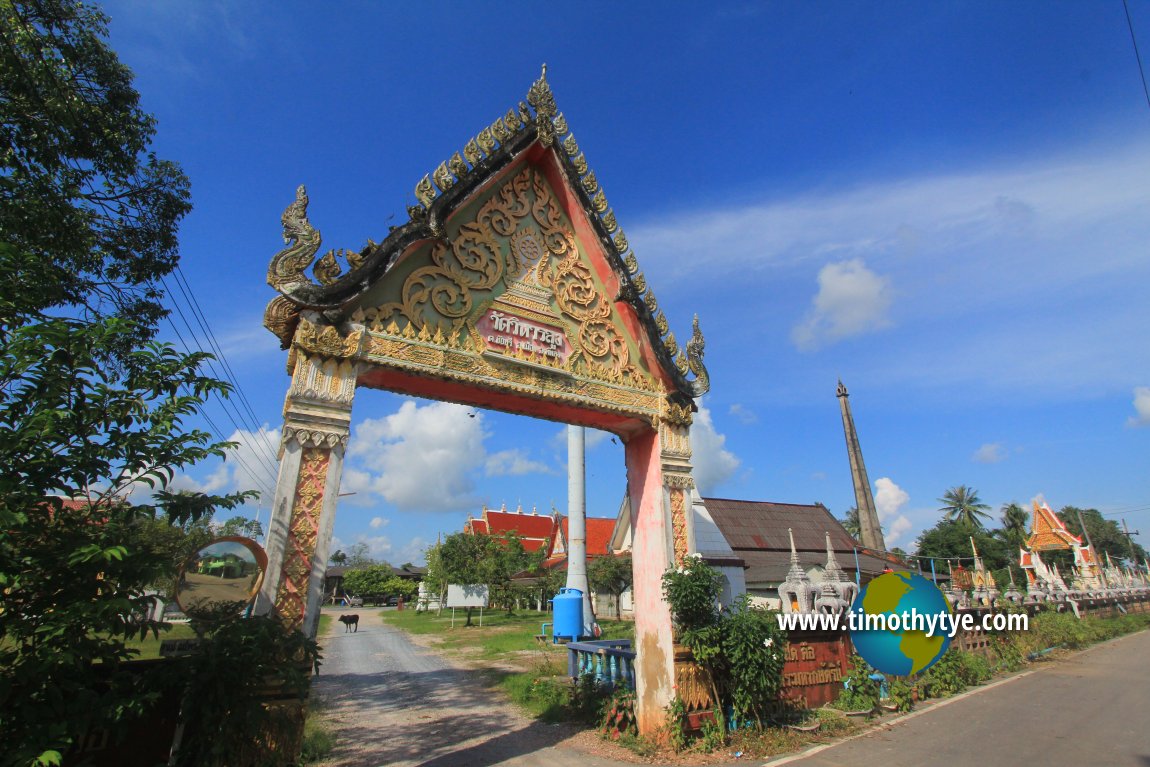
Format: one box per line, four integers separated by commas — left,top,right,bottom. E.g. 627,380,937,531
465,503,632,616
701,497,907,607
610,491,908,609
464,504,557,554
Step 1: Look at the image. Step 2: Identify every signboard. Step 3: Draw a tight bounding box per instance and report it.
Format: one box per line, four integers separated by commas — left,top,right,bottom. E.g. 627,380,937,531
779,633,851,709
445,584,489,608
475,310,572,365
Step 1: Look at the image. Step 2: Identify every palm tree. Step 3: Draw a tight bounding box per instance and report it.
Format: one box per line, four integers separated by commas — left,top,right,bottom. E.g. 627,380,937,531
999,502,1029,549
841,507,861,539
938,485,991,529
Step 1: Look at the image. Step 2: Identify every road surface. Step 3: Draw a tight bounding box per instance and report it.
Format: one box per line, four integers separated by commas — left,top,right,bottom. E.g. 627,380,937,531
311,608,634,767
780,628,1150,767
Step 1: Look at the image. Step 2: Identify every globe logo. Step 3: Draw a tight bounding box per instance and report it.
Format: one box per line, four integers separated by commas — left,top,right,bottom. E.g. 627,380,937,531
849,572,953,676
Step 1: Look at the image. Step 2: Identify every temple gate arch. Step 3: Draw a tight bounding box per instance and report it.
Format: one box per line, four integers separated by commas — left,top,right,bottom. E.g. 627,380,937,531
255,69,709,734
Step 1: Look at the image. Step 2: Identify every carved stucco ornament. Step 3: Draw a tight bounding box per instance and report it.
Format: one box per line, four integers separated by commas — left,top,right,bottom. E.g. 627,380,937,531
267,184,370,297
294,316,364,360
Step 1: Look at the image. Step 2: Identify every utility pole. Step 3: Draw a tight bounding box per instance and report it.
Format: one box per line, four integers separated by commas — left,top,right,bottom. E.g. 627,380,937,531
1121,518,1142,563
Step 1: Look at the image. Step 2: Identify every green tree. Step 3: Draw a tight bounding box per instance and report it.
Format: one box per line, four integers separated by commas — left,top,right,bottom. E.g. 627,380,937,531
0,322,250,765
0,0,191,357
588,554,632,619
435,533,494,626
342,565,389,603
915,519,1009,574
1058,507,1147,566
998,502,1029,551
329,549,348,566
938,485,992,530
0,3,257,761
840,507,861,539
214,515,263,540
345,541,381,569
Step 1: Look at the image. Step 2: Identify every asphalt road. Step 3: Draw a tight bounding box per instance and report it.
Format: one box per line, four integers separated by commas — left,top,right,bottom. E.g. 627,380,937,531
311,608,634,767
779,628,1150,767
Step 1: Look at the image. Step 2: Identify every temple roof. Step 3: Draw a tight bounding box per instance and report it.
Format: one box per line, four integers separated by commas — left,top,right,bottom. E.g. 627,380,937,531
264,67,708,403
1026,501,1081,551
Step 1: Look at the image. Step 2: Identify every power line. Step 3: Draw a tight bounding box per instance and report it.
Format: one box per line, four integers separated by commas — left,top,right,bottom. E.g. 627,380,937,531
170,266,283,464
160,282,280,496
1124,0,1150,113
162,282,280,483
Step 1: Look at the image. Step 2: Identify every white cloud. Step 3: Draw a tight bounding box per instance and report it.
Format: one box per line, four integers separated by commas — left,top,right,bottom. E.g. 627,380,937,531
369,516,387,529
791,259,893,351
485,449,554,477
874,477,913,547
1127,387,1150,427
972,443,1007,464
168,424,280,500
690,405,740,493
728,403,758,425
347,400,485,513
630,142,1150,396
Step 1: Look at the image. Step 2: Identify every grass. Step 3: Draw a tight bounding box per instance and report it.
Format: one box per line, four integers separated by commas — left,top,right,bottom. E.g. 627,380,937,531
123,622,199,659
379,608,633,723
380,607,632,659
300,700,336,764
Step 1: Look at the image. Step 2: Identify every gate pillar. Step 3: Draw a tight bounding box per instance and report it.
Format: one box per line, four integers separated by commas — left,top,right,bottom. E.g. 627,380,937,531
256,319,360,637
627,401,697,735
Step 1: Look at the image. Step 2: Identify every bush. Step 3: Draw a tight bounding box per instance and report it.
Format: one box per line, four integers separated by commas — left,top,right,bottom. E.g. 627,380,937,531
919,649,989,698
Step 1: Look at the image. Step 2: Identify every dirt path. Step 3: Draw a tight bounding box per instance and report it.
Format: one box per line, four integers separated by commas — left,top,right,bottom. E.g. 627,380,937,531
311,609,639,767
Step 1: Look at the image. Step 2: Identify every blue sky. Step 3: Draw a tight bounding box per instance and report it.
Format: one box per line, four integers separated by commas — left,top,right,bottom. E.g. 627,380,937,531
102,2,1150,563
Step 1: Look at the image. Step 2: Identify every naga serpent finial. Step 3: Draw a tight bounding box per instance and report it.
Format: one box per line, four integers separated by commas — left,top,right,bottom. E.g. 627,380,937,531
267,184,322,295
685,314,709,397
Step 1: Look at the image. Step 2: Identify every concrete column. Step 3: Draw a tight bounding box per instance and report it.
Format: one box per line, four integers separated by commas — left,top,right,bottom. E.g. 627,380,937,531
565,425,594,636
624,427,675,736
255,345,357,637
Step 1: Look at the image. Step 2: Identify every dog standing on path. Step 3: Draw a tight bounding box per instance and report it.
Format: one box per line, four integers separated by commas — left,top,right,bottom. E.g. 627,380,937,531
339,614,359,633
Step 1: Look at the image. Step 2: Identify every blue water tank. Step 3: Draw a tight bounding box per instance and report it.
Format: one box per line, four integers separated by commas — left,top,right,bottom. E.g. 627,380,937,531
552,587,584,642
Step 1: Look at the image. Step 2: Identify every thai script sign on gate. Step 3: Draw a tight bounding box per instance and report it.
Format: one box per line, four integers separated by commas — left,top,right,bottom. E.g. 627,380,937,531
475,309,572,365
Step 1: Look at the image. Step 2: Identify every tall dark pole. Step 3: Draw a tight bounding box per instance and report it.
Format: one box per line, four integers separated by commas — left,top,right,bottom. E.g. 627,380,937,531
836,380,885,551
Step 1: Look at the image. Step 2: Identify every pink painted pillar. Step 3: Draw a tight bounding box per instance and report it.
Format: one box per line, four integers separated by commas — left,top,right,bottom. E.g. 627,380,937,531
624,427,676,736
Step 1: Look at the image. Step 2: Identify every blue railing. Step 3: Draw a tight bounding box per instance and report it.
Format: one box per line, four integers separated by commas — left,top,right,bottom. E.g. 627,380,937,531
567,639,636,689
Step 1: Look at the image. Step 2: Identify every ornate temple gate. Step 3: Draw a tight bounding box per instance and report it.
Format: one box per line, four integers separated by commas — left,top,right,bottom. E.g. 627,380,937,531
254,70,710,734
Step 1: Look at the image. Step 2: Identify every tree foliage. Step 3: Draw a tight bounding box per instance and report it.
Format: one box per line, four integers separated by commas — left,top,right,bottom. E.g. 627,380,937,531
0,328,250,765
0,0,191,355
426,532,537,623
215,515,263,540
341,566,417,605
997,502,1029,551
914,519,1010,573
0,3,256,763
588,554,632,619
840,506,861,539
1057,507,1147,566
937,485,992,530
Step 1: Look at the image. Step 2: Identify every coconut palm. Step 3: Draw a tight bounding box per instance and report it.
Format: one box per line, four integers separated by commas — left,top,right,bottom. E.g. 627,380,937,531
938,485,992,529
841,507,861,539
999,502,1029,549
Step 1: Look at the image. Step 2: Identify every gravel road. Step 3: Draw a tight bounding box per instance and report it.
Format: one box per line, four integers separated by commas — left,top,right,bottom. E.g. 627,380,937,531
311,608,638,767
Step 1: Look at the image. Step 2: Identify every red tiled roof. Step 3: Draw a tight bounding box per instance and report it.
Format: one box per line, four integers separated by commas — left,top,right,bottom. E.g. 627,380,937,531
483,509,554,539
558,517,615,556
